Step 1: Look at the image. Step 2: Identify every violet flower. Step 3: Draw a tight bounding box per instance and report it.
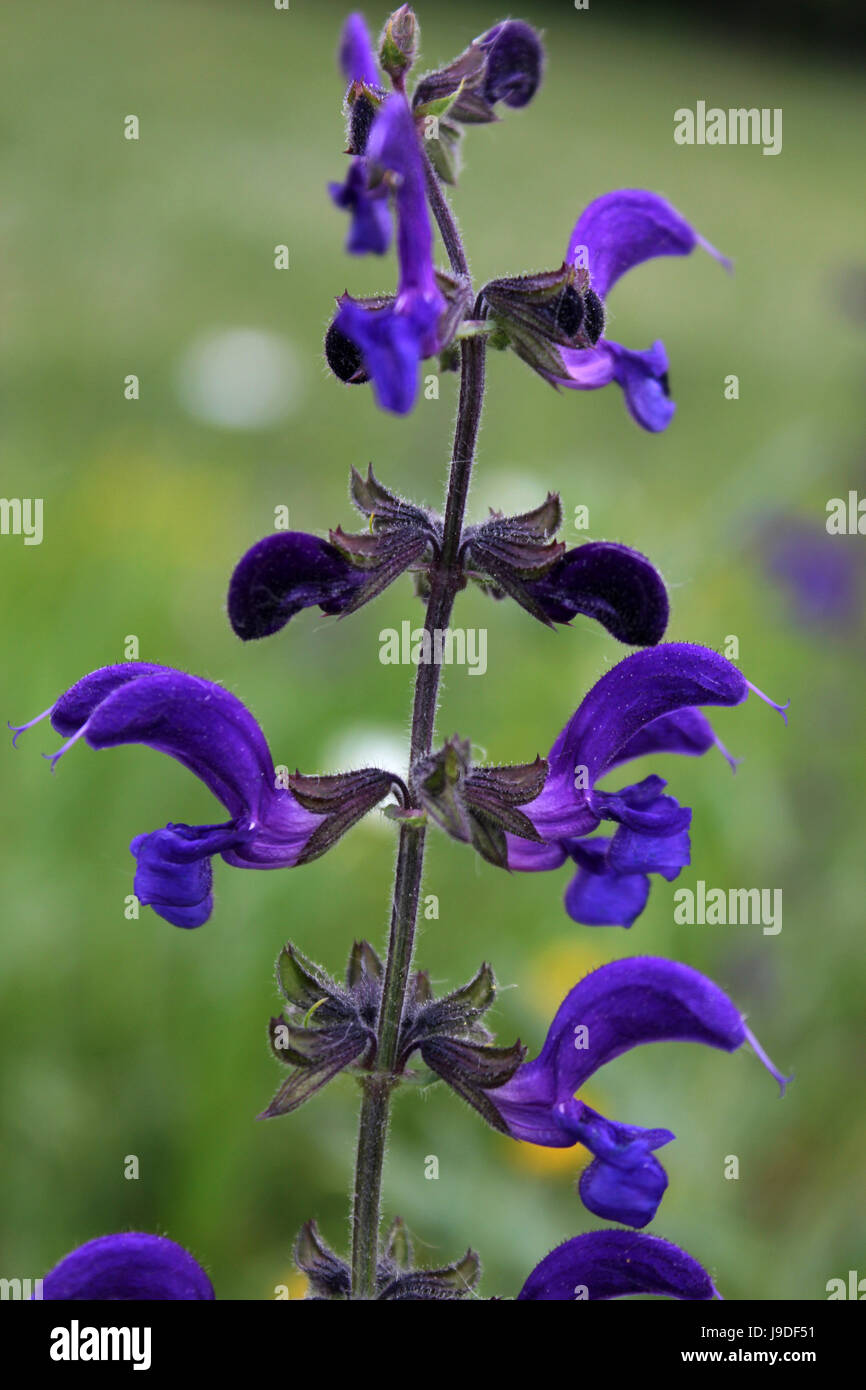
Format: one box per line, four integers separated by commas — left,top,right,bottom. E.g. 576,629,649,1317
491,956,788,1228
227,531,368,639
40,1233,214,1300
339,11,379,90
506,643,787,928
520,540,670,642
333,94,446,414
476,20,544,110
330,15,391,256
10,665,395,929
762,514,862,630
550,191,730,431
518,1230,719,1301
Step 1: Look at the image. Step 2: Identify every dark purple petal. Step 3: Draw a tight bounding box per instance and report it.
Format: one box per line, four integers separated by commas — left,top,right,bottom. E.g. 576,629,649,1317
563,777,692,929
560,1105,673,1227
503,835,569,872
558,339,675,433
478,20,544,109
329,161,392,256
566,189,731,300
517,1230,719,1301
131,822,247,930
335,296,439,415
523,541,669,644
367,96,438,302
44,664,175,739
607,821,691,879
610,707,736,770
228,532,367,640
339,12,379,87
564,844,651,929
41,1233,215,1300
525,644,748,845
73,670,277,822
591,776,690,834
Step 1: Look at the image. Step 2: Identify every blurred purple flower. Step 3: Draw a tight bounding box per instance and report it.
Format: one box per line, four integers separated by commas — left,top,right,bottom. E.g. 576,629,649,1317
334,95,446,414
763,516,861,630
330,14,391,255
339,11,379,89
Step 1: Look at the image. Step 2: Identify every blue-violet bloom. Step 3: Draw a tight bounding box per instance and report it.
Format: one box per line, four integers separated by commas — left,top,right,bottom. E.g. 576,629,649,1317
551,190,731,431
334,94,446,414
10,665,392,929
518,1229,720,1301
506,643,788,929
491,955,789,1228
40,1233,214,1300
330,15,391,255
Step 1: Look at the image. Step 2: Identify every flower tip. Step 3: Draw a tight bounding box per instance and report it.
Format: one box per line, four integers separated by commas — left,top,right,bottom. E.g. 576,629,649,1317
8,704,54,747
39,727,86,773
716,737,742,774
746,680,790,725
698,234,733,275
743,1025,791,1097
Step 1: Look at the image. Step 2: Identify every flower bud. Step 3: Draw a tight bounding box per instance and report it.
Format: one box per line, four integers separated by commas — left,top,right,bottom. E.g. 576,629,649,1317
379,6,419,82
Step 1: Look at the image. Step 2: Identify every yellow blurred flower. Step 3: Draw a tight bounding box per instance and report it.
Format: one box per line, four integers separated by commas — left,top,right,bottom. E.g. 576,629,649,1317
529,939,609,1017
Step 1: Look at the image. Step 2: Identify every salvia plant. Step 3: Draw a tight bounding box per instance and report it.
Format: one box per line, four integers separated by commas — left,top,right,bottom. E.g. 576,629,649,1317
15,9,791,1302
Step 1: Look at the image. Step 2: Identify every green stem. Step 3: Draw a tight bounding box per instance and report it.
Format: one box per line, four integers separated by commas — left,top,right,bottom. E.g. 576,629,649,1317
349,163,486,1297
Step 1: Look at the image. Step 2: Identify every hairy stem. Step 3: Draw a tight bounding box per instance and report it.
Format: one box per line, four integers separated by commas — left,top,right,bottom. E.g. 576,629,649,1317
349,165,486,1299
421,144,469,278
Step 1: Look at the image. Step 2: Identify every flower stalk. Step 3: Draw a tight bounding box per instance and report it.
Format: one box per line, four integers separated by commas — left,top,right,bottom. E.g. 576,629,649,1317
349,185,486,1297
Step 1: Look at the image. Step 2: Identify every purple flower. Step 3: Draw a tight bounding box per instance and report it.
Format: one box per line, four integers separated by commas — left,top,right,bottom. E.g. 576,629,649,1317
227,531,368,639
477,20,544,110
334,95,446,414
40,1233,214,1300
552,190,730,431
762,515,862,630
339,12,379,89
10,665,393,929
330,159,392,257
491,956,788,1228
522,540,670,643
518,1229,719,1301
507,643,788,928
330,15,391,255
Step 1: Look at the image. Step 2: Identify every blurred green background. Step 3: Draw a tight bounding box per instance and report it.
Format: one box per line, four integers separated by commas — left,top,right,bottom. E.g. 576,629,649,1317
2,0,864,1301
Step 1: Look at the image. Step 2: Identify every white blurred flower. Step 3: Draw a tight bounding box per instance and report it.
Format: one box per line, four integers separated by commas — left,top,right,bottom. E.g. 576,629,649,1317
323,724,407,834
176,328,304,429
